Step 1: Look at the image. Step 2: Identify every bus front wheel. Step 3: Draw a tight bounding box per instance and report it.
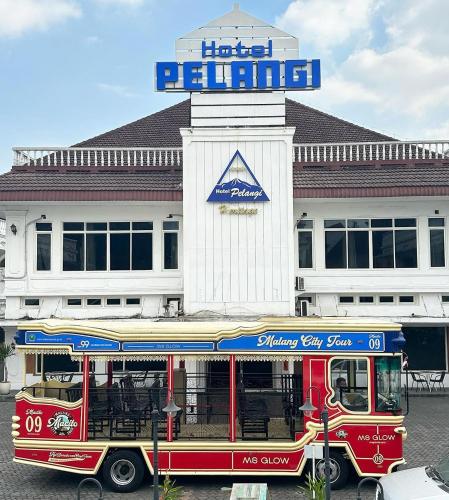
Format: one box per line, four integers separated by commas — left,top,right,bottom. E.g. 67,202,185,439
102,450,145,493
314,451,349,490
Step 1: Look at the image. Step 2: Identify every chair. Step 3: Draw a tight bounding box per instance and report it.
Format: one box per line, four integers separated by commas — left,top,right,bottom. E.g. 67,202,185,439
429,372,446,391
237,381,270,440
410,372,430,391
108,382,142,439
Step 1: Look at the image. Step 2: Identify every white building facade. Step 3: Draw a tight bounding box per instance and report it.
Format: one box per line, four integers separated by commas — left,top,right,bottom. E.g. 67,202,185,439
1,6,448,388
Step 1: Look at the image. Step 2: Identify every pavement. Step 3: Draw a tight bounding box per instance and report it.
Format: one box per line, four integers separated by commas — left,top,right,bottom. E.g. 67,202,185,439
1,396,448,499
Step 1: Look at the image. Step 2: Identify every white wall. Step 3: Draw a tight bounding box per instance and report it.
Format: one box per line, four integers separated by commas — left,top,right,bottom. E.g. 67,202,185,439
293,197,449,320
3,202,183,319
182,127,296,316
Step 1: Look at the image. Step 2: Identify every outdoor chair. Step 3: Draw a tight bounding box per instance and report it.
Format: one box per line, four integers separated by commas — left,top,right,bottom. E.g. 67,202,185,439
107,382,143,439
120,374,151,421
237,381,270,440
410,372,430,391
429,372,446,391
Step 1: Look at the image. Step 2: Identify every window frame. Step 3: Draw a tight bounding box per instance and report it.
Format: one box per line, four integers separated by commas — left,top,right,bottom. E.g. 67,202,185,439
61,221,154,272
324,218,418,270
35,222,53,272
428,217,446,268
297,220,314,269
328,356,371,414
162,219,180,271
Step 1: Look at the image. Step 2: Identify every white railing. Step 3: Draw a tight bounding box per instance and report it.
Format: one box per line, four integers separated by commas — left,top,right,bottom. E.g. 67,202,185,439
0,220,5,235
13,147,183,168
293,140,449,164
12,141,449,168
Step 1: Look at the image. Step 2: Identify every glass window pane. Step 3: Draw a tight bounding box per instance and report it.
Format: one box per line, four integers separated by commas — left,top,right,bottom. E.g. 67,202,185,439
403,327,446,370
372,230,394,268
348,231,369,268
298,231,313,268
109,222,130,231
86,223,107,231
110,233,130,270
164,233,178,269
395,229,417,268
379,296,394,303
163,221,179,231
86,233,107,271
330,359,368,411
325,231,347,268
132,222,153,230
126,298,141,305
375,357,401,411
297,220,313,230
324,220,346,229
106,298,121,306
394,218,416,227
41,354,79,374
347,219,369,228
430,229,445,267
429,218,445,227
63,233,84,271
36,223,52,232
132,233,153,270
371,219,392,228
359,296,374,303
36,233,51,271
63,222,84,231
87,298,102,305
67,299,82,306
339,296,354,303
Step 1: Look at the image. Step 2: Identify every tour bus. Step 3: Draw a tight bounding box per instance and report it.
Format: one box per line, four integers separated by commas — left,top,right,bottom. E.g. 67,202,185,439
11,318,407,492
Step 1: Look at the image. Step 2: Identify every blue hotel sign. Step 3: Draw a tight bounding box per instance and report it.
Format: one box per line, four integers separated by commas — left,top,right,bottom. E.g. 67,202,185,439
156,40,321,92
24,331,120,352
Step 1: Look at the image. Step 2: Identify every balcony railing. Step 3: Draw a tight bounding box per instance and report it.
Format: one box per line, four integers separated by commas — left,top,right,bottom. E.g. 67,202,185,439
11,140,449,169
293,140,449,164
0,219,5,234
13,147,183,169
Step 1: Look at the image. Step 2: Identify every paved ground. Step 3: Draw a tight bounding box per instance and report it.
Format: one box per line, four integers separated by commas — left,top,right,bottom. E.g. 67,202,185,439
1,396,448,499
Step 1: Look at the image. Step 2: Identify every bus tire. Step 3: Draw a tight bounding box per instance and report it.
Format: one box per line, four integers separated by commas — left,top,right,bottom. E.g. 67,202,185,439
314,450,349,490
102,450,145,493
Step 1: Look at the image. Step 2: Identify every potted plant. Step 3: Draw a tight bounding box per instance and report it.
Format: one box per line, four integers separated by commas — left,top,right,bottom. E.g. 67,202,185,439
0,342,15,395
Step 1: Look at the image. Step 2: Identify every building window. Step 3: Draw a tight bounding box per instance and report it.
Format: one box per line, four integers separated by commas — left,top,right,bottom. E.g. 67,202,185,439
339,296,354,304
86,298,102,306
163,220,179,270
324,218,417,269
66,298,82,306
36,354,80,375
379,296,394,303
63,222,153,271
24,298,40,307
403,327,447,370
429,218,445,268
106,298,121,306
126,297,141,306
36,223,52,271
442,295,449,303
399,295,415,303
298,220,313,268
359,296,374,303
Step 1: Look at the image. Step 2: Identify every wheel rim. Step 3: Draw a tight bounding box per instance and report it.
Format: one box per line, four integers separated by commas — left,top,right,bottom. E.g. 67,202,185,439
316,458,341,483
110,459,136,486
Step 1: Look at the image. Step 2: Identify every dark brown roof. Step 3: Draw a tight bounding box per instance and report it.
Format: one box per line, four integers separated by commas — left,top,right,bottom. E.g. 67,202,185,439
74,98,393,148
294,160,449,198
1,97,445,201
0,172,182,201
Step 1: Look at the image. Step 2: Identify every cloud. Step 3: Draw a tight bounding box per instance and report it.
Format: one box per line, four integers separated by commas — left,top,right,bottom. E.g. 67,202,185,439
276,0,377,51
424,120,449,140
95,0,145,6
0,0,81,38
97,83,139,98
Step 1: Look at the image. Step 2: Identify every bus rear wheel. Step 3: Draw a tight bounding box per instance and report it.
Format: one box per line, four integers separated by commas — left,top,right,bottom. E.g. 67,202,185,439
314,451,349,490
102,450,145,493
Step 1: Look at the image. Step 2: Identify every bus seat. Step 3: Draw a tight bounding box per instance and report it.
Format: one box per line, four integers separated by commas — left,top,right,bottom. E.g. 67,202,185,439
44,380,74,401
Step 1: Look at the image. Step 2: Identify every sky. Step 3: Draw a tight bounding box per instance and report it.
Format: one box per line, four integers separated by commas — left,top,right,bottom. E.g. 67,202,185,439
0,0,449,172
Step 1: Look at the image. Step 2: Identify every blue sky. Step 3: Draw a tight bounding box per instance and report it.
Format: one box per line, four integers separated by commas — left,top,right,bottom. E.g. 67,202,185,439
1,0,448,173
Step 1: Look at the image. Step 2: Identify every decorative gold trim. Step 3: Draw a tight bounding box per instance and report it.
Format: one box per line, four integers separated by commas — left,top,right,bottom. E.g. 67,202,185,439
15,391,82,408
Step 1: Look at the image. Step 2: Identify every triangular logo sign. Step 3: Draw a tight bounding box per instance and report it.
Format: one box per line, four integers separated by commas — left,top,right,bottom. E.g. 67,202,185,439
207,150,269,203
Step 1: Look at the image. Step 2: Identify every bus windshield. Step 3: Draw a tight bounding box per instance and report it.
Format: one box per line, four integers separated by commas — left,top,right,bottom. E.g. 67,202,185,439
375,356,401,412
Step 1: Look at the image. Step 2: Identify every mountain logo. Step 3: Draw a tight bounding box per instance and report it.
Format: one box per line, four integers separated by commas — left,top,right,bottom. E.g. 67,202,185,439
207,150,269,203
